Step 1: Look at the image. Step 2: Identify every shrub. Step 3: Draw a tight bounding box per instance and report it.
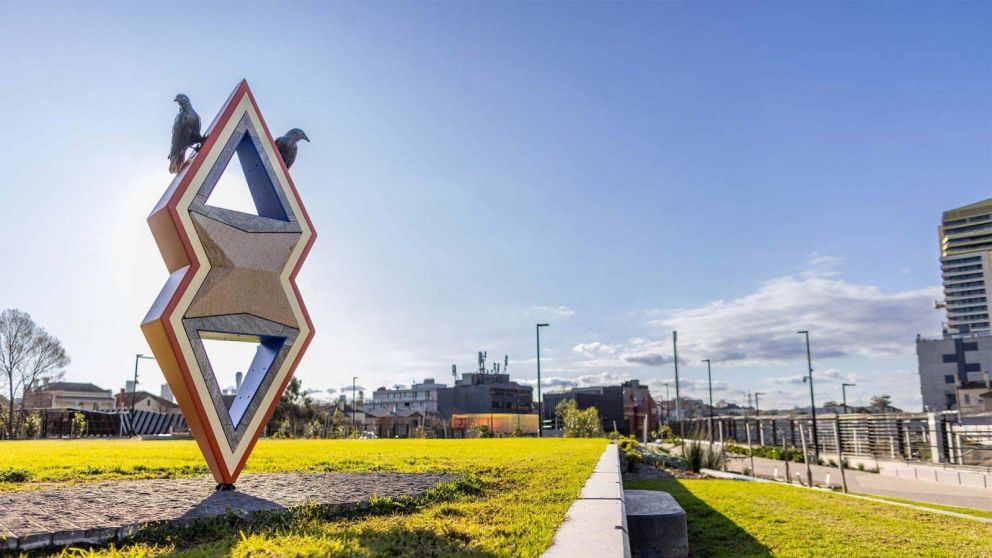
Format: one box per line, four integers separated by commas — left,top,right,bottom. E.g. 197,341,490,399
684,439,705,472
703,442,725,470
0,468,32,483
22,411,41,439
71,412,87,438
303,418,322,439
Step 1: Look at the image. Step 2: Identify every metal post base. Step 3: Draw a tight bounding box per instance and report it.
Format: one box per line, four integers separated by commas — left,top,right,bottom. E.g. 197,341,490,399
215,483,237,492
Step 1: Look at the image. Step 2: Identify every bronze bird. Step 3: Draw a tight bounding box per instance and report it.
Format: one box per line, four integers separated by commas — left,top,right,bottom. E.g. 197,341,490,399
275,128,310,169
168,94,206,174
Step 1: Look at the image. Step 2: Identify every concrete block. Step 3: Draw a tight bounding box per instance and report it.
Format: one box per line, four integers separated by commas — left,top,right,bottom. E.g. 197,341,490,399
625,490,688,558
544,499,628,558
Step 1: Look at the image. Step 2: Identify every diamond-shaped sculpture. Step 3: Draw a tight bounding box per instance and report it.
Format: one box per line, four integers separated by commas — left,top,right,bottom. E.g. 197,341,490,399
142,80,316,485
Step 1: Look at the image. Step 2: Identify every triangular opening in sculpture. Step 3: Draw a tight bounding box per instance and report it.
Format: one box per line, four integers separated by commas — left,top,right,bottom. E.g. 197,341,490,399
200,333,287,428
202,129,289,222
205,152,258,215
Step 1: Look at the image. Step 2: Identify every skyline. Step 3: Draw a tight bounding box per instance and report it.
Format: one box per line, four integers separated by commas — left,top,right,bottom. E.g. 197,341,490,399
1,2,990,411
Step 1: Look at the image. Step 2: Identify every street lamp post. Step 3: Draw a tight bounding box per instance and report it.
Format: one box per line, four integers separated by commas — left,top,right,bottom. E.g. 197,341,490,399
673,331,682,437
352,376,358,433
701,359,714,441
842,383,856,414
132,354,155,415
753,392,764,417
536,323,549,437
662,382,671,425
797,330,820,460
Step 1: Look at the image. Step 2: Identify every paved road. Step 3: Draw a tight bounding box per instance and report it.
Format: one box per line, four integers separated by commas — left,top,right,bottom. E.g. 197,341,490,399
722,455,992,512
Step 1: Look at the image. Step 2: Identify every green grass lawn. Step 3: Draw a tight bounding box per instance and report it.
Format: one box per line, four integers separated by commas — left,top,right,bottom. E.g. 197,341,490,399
626,478,992,558
0,438,608,557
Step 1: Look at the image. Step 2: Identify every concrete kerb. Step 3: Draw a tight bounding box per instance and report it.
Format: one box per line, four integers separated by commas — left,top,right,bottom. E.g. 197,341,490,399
543,443,631,558
700,468,992,524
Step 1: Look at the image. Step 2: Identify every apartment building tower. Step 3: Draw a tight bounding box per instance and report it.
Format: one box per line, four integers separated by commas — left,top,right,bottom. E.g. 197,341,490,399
939,198,992,338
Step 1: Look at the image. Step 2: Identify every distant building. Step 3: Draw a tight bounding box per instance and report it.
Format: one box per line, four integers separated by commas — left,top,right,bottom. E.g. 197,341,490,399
115,389,182,415
543,386,625,433
917,333,992,412
622,380,659,440
542,380,658,437
917,198,992,413
436,372,533,417
366,378,447,414
957,373,992,414
160,383,175,404
938,198,992,338
23,381,115,411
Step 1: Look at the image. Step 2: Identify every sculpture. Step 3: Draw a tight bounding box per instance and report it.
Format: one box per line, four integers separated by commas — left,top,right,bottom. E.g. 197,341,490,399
143,80,316,489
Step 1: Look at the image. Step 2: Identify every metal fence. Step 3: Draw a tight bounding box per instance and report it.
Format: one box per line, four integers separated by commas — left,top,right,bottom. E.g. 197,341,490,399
674,411,992,467
35,408,188,438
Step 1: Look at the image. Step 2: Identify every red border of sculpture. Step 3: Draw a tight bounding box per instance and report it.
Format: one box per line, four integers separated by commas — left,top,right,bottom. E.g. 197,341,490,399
142,80,316,485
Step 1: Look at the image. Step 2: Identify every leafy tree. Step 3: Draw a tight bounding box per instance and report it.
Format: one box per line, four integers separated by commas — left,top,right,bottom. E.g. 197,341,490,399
268,377,318,436
0,309,69,439
556,399,603,438
870,394,892,412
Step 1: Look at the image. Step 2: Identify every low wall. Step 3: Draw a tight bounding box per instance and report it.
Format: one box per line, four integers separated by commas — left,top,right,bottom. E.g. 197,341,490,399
543,443,631,558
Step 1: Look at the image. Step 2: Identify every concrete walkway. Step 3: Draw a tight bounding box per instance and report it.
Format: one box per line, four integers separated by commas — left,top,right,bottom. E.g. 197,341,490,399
724,455,992,512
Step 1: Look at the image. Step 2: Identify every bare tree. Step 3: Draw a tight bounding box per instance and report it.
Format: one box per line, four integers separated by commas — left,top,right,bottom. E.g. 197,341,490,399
0,309,69,438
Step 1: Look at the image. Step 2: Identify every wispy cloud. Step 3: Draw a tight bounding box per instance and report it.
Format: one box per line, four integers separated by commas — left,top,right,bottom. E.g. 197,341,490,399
528,305,576,318
642,256,939,366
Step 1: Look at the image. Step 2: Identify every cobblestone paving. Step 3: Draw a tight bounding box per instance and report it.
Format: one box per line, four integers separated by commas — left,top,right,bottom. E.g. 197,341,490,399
0,472,456,552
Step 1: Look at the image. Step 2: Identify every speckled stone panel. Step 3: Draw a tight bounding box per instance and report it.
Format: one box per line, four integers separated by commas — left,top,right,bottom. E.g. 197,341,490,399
0,473,456,552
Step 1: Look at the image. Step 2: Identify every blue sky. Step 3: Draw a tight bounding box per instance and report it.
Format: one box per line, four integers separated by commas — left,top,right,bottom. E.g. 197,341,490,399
1,2,989,411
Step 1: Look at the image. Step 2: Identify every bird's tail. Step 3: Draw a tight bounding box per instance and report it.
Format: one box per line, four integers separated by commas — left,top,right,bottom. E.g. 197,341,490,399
168,151,185,174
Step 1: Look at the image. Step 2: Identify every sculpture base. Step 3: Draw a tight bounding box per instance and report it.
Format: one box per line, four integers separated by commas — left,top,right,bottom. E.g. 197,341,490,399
215,483,237,491
0,472,456,552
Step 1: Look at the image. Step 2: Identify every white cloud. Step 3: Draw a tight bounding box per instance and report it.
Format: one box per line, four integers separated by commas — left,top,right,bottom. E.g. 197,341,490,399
528,305,576,318
644,262,940,366
572,342,618,358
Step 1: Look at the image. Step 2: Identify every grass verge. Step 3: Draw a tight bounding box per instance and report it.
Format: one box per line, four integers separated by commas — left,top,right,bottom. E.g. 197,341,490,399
0,438,607,557
625,478,992,558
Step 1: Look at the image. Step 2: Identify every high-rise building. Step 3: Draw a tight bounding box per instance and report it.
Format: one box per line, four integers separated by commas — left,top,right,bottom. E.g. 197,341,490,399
939,198,992,338
918,198,992,412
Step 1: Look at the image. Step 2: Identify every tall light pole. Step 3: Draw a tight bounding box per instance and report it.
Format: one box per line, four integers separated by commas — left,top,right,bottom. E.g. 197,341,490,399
798,330,820,460
701,359,714,441
753,392,765,417
842,383,856,414
352,376,358,432
662,382,671,425
132,354,155,415
673,331,682,437
536,323,549,437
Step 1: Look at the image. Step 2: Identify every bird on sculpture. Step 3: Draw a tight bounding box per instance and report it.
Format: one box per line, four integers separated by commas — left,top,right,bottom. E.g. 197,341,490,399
275,128,310,169
168,94,206,174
